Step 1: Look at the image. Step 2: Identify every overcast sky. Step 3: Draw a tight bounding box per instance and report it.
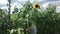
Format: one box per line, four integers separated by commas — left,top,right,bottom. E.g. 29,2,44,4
0,0,60,12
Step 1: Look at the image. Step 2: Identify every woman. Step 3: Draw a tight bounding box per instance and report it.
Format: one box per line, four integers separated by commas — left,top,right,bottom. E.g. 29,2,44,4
26,23,36,34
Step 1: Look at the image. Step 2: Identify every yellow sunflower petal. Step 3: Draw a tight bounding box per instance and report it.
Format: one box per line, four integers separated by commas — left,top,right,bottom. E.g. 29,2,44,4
33,2,40,9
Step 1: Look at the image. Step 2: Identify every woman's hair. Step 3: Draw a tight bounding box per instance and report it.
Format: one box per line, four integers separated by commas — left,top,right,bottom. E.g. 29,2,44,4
28,20,36,27
29,23,32,27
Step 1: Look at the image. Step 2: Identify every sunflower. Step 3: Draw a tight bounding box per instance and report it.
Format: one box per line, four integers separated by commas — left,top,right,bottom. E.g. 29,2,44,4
33,3,40,9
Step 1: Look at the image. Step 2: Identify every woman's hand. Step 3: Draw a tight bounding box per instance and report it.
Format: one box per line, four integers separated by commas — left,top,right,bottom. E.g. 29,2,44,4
26,28,30,32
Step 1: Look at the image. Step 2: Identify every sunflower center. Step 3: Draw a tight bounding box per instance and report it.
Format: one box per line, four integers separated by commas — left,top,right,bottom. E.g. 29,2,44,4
35,4,39,8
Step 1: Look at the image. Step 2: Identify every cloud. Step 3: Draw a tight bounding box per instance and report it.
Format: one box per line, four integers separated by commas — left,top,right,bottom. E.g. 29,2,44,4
56,1,60,6
42,1,60,8
11,2,19,11
17,0,28,1
17,0,35,3
11,2,23,11
42,1,60,12
56,6,60,12
38,0,47,2
0,0,8,4
0,6,8,9
42,1,57,8
30,0,35,3
42,2,49,8
11,2,18,9
17,0,47,4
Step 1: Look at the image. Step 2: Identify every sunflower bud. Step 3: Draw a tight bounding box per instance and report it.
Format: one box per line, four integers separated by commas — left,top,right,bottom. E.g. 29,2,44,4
7,29,10,32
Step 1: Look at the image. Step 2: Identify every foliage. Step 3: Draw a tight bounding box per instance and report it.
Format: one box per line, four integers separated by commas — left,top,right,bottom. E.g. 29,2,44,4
0,1,60,34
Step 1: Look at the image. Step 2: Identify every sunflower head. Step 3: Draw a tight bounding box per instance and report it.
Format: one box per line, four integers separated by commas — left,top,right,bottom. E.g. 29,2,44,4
33,3,40,9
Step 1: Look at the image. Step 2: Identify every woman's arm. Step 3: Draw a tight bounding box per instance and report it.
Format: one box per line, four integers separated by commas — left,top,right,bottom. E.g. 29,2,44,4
26,27,31,32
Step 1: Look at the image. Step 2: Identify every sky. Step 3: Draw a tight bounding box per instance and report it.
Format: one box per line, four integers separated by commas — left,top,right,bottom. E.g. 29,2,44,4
0,0,60,12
